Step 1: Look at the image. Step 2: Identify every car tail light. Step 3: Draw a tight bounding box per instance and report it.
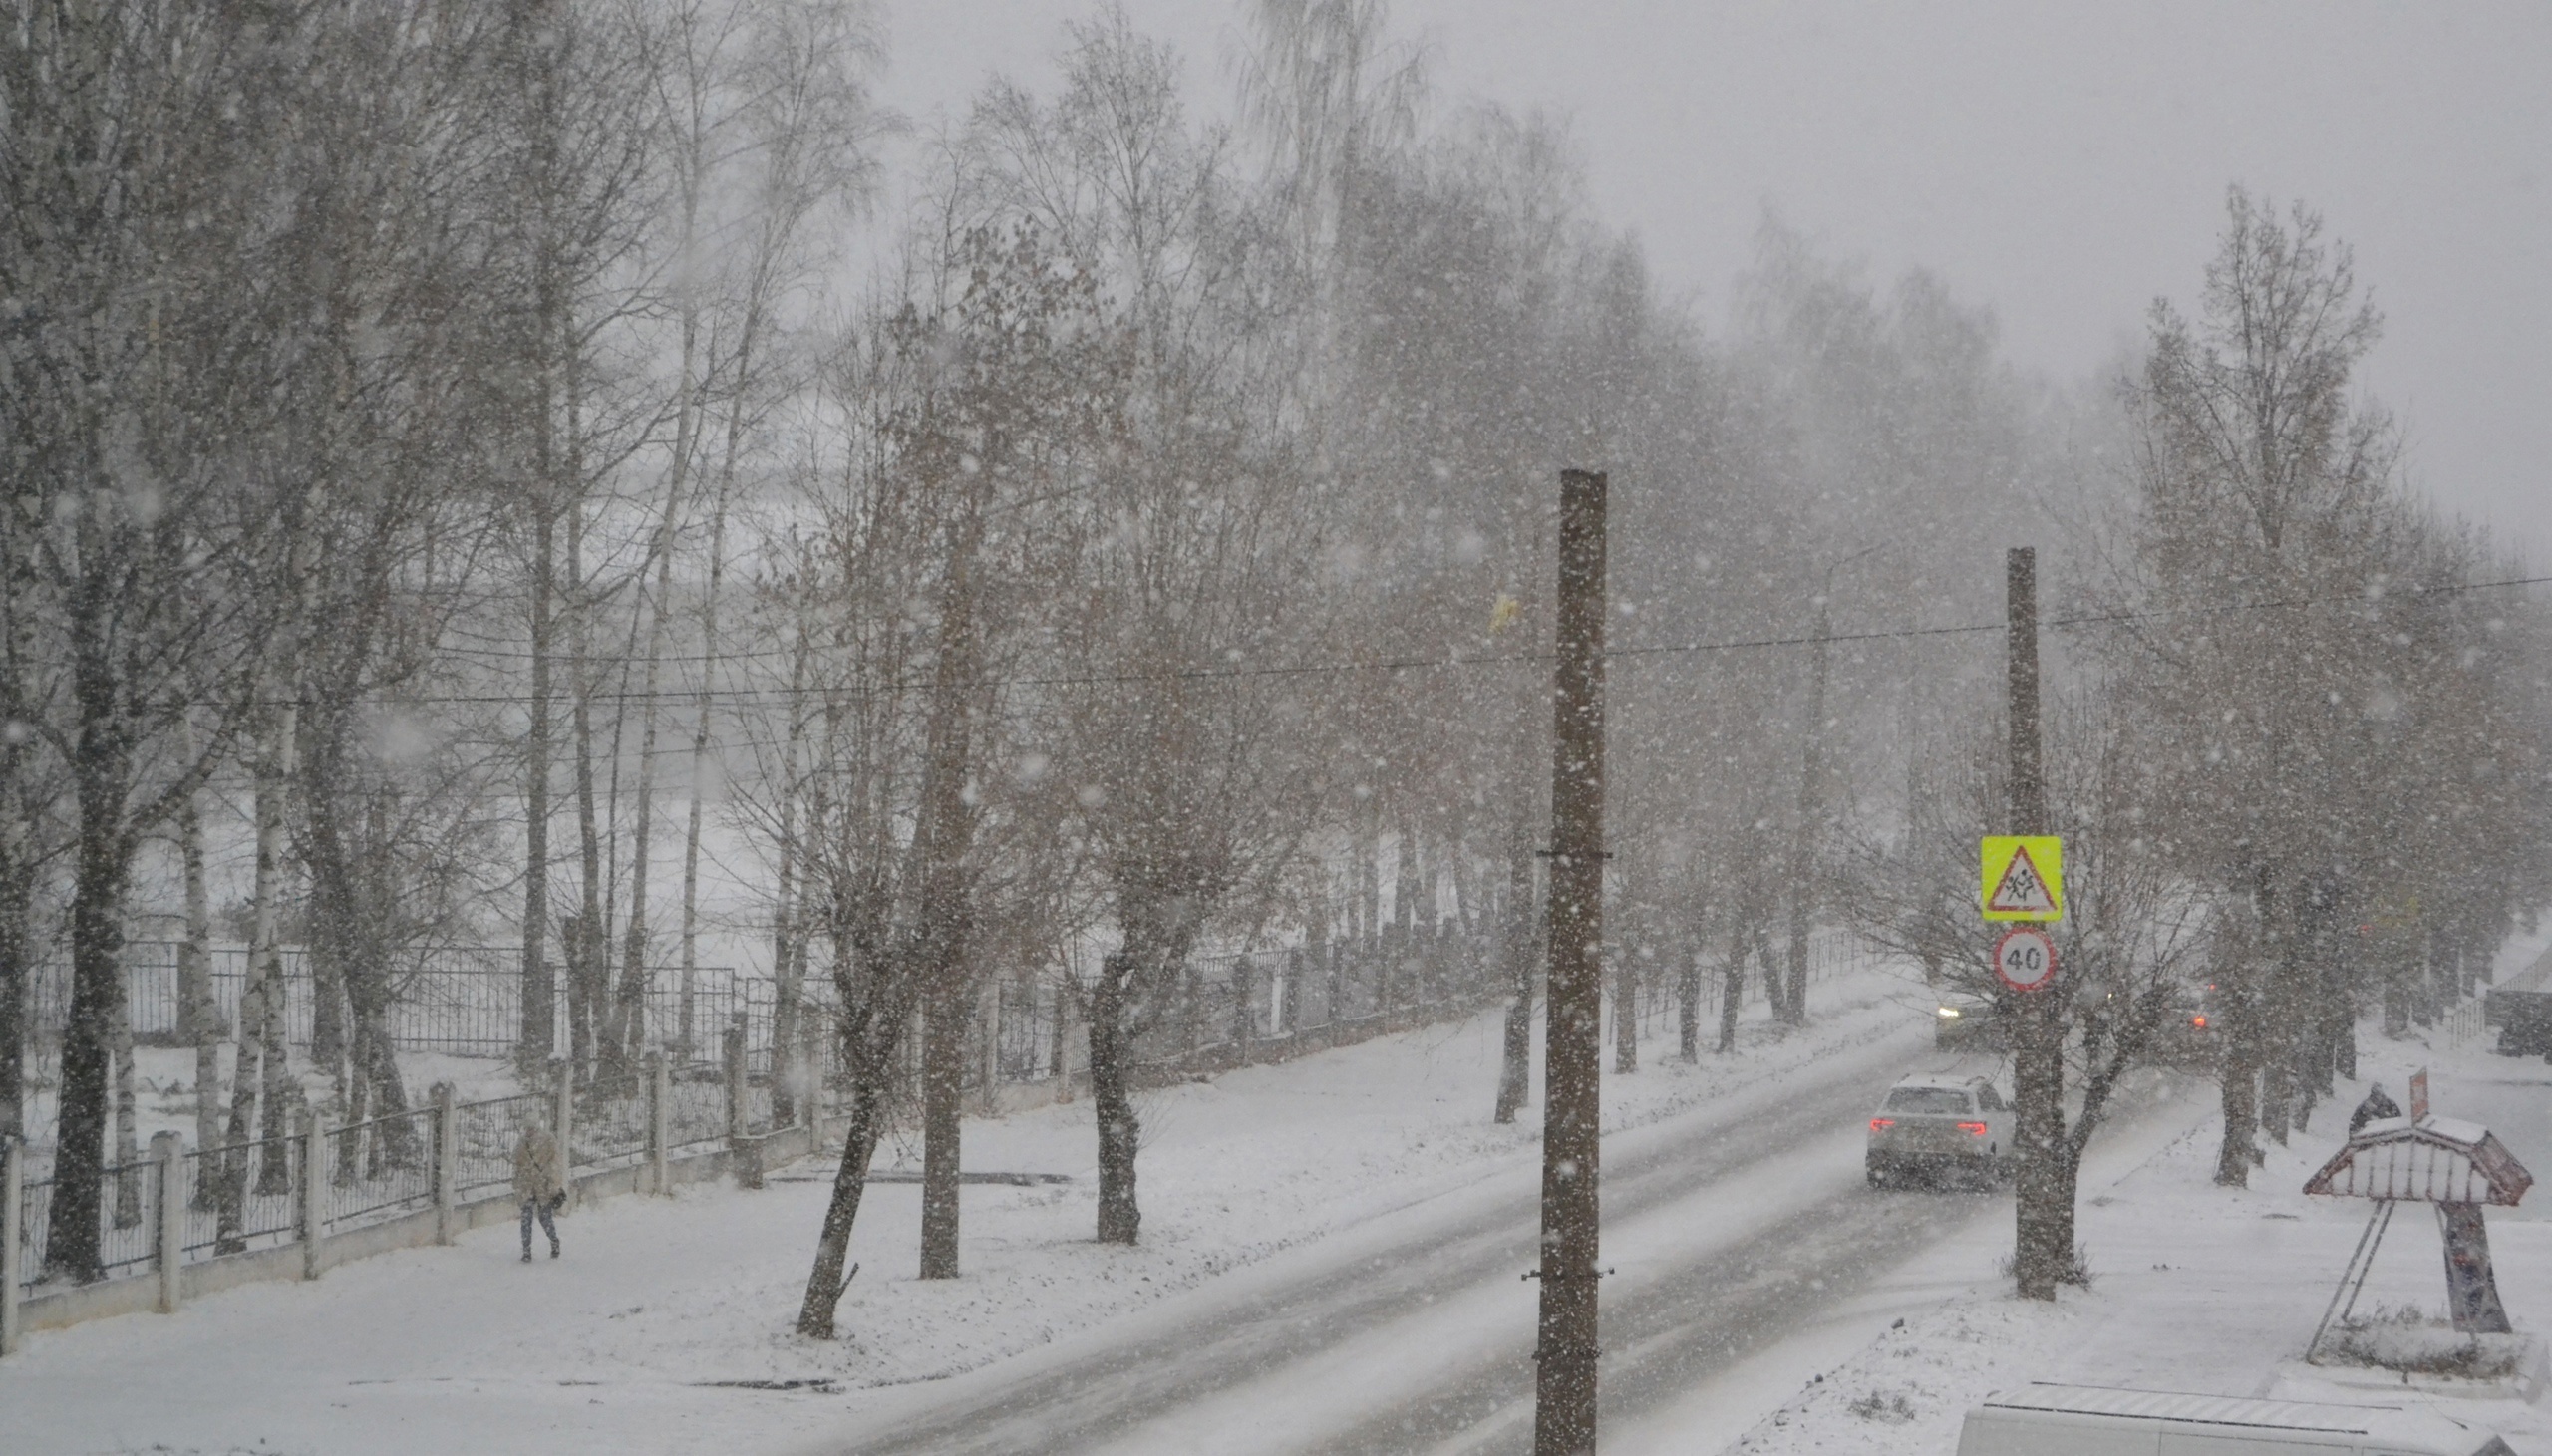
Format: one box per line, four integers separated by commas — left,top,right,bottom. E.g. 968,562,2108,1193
1869,1118,1894,1131
2191,1015,2207,1029
1958,1121,1988,1137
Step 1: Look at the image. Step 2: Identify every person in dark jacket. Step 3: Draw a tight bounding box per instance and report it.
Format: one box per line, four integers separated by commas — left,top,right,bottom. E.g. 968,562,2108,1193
2349,1082,2402,1136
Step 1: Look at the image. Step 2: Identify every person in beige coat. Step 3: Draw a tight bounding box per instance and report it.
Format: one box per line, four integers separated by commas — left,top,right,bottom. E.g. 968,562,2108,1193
513,1122,566,1262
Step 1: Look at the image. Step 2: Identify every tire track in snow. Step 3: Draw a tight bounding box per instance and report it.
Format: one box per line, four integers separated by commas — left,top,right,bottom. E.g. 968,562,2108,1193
825,1024,1954,1455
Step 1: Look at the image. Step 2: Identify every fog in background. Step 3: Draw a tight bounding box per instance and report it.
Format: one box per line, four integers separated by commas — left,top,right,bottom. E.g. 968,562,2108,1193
880,0,2552,558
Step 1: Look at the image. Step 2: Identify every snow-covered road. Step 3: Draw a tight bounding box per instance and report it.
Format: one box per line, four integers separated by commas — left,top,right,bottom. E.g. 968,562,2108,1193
827,1044,1978,1454
817,1033,2217,1455
10,966,2216,1455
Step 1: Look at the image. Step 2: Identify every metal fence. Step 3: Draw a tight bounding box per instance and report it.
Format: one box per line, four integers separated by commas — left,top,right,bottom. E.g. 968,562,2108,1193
452,1094,545,1203
13,1177,46,1293
664,1077,728,1153
1118,929,1498,1072
2,1054,851,1332
25,944,741,1061
181,1131,302,1261
574,1090,653,1172
1625,925,1879,1042
326,1110,436,1229
14,1158,161,1291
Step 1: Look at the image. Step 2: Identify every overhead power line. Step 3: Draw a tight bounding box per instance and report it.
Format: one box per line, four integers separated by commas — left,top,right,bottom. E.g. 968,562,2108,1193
68,571,2552,712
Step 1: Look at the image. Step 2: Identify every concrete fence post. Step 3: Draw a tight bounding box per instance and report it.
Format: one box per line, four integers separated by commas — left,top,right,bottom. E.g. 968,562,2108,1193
722,1021,747,1144
431,1083,458,1245
551,1059,576,1213
153,1131,184,1313
723,1019,762,1189
299,1109,329,1281
2,1135,24,1355
647,1052,670,1196
1233,956,1255,1064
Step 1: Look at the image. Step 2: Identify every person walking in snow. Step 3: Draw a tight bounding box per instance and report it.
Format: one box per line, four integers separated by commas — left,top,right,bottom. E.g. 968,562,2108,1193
2348,1082,2402,1136
513,1119,566,1261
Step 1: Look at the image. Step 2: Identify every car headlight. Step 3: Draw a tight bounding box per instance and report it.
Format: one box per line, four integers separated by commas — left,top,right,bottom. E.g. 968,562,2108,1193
1936,1007,1961,1019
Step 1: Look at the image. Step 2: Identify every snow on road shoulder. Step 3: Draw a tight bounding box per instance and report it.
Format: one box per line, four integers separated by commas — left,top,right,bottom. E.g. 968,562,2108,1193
1706,1012,2552,1456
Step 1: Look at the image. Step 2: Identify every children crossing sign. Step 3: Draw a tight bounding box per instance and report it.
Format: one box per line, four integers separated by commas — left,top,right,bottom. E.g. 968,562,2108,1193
1980,835,2064,922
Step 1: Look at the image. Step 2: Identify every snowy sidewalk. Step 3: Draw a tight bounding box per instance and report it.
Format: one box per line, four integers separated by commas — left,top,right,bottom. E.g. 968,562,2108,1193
1721,926,2552,1456
3,965,1935,1455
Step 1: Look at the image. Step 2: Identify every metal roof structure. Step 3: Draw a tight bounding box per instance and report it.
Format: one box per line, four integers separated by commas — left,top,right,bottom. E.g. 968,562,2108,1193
2304,1116,2534,1206
1983,1382,2390,1432
1980,1383,2508,1451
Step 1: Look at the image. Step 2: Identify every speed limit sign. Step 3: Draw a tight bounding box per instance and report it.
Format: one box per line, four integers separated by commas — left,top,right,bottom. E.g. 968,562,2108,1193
1992,926,2058,994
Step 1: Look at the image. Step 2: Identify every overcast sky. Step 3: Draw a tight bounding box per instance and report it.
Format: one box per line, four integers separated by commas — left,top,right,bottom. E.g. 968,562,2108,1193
875,1,2551,562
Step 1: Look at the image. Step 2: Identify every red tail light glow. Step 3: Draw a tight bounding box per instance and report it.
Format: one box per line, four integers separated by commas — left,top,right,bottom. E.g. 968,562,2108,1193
1869,1118,1894,1131
1958,1121,1989,1137
2191,1015,2207,1029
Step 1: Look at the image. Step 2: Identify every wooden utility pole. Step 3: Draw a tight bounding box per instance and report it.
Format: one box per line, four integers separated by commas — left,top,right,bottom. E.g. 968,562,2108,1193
1535,469,1608,1456
2006,546,2063,1300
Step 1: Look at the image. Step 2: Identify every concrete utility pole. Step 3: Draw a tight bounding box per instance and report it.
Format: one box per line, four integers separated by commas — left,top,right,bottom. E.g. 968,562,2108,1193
2005,546,2064,1301
1535,469,1608,1456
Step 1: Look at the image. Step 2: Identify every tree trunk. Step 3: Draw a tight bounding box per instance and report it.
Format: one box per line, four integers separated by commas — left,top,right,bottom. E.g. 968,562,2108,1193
919,983,965,1278
1493,840,1534,1121
1612,932,1637,1074
795,1042,888,1339
2214,982,2261,1187
50,805,131,1282
522,507,556,1071
1781,613,1832,1026
1678,941,1701,1062
111,1029,141,1228
1716,925,1745,1055
763,627,810,1105
568,502,605,1088
230,701,296,1197
53,587,140,1281
1090,964,1141,1246
680,289,751,1069
0,846,27,1144
176,752,224,1170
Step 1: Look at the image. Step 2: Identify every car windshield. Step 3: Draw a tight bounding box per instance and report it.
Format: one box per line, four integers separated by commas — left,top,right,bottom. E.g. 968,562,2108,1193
1883,1087,1973,1115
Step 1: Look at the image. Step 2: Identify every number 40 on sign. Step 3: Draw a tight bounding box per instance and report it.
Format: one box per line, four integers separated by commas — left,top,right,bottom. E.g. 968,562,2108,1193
1992,926,2058,994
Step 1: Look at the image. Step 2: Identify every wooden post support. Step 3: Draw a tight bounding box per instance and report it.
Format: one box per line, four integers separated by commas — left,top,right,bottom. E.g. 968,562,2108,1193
300,1109,329,1281
647,1051,671,1195
1535,468,1609,1456
153,1131,184,1313
431,1083,459,1244
552,1058,576,1213
2,1135,24,1355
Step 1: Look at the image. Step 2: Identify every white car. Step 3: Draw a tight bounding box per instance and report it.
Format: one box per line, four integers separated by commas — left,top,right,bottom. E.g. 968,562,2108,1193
1866,1073,2011,1188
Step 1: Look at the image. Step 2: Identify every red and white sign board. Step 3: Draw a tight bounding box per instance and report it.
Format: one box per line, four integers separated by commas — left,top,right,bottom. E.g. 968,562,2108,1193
1992,926,2058,994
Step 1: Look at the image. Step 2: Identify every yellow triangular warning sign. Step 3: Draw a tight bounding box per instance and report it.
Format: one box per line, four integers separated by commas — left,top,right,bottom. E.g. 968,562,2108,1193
1988,845,2057,915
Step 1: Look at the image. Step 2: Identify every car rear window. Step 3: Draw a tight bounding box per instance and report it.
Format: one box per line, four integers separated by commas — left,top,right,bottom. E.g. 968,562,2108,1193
1883,1087,1973,1115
